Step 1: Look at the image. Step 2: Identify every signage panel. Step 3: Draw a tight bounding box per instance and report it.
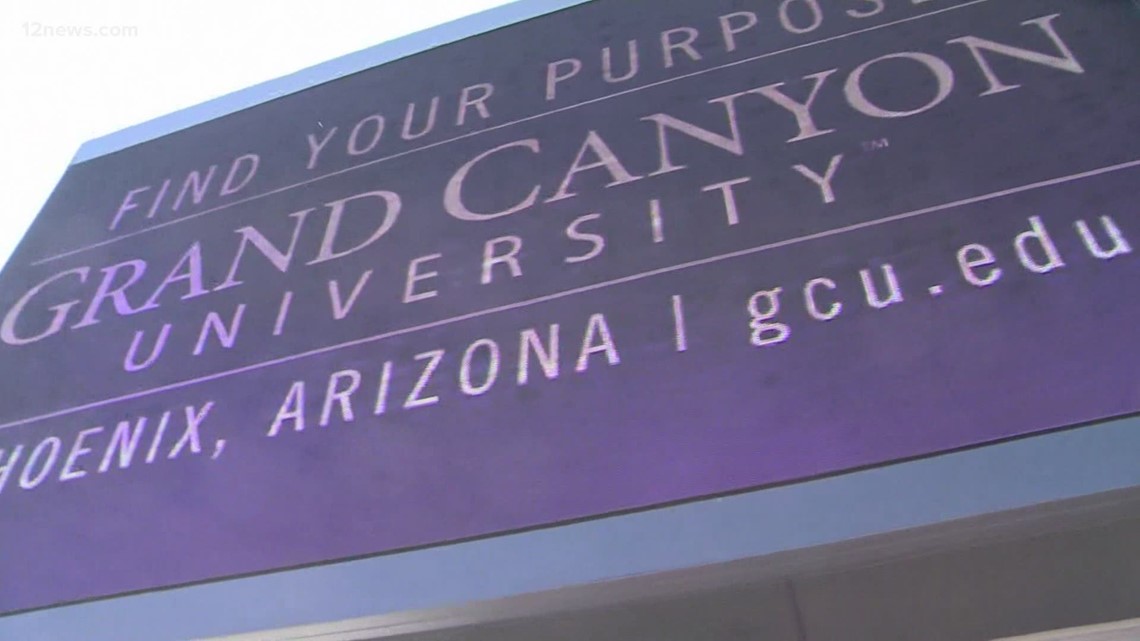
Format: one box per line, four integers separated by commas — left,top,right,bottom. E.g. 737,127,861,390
1,0,1137,615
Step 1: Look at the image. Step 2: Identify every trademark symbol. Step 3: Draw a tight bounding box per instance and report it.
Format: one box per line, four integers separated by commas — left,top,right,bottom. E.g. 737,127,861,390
861,138,890,152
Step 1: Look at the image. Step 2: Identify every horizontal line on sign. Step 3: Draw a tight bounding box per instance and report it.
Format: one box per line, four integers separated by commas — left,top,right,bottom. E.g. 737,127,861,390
30,0,992,267
3,156,1138,432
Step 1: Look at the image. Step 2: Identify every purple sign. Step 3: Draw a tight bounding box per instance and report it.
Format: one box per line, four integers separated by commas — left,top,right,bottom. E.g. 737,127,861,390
1,0,1137,616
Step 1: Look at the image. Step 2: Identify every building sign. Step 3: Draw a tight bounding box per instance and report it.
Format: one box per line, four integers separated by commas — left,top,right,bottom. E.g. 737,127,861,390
1,0,1137,615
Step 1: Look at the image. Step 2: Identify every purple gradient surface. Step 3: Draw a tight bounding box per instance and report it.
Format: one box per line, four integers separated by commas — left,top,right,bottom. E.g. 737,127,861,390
0,0,1137,616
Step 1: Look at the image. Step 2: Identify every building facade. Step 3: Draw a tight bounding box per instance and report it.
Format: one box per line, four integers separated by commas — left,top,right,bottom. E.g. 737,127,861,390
1,1,1137,639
